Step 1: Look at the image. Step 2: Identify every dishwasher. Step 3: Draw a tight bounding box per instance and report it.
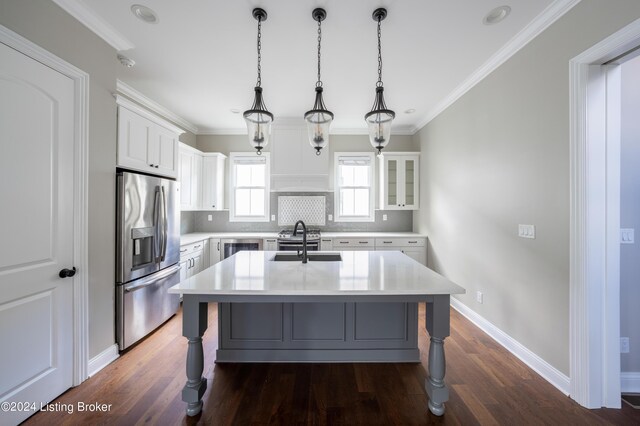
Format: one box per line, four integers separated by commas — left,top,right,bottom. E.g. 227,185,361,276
221,238,263,259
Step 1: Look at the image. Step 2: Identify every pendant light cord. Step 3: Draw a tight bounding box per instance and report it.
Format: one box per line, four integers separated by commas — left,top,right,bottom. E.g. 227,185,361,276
317,18,322,87
256,16,262,87
377,16,383,87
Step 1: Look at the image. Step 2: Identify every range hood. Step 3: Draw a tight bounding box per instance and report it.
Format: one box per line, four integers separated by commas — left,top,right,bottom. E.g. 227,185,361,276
270,120,330,192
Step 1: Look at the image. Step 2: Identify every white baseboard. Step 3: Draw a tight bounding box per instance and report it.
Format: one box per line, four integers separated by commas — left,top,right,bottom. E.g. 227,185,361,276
621,372,640,393
450,298,570,395
88,344,119,377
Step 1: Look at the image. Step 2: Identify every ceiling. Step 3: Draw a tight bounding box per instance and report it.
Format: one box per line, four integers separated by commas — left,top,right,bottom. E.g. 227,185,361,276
56,0,569,134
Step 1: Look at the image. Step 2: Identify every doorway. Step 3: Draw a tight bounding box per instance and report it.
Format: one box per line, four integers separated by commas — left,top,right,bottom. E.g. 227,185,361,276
569,19,640,409
0,24,89,424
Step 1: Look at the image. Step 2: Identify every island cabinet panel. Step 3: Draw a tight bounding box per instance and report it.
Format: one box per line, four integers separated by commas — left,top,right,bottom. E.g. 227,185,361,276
291,303,345,341
354,303,408,341
217,302,418,360
227,303,283,343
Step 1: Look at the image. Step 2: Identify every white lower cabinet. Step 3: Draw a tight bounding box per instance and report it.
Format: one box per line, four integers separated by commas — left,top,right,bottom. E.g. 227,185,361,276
320,238,333,251
210,238,222,265
264,238,278,251
374,238,427,266
332,238,375,251
180,240,206,280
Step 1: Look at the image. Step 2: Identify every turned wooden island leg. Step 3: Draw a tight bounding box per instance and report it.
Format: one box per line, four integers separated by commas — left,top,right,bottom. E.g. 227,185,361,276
425,295,450,416
181,296,208,416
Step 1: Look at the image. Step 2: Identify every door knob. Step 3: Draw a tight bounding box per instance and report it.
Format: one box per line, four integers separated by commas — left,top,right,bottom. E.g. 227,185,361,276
59,267,76,278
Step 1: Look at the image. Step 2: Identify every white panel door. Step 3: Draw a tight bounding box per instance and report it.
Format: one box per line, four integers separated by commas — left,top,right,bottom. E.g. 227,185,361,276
0,42,75,424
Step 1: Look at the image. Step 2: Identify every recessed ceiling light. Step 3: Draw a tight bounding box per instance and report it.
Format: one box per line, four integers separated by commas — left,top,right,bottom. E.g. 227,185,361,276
483,6,511,25
131,4,159,24
117,54,135,68
404,108,416,114
230,109,240,114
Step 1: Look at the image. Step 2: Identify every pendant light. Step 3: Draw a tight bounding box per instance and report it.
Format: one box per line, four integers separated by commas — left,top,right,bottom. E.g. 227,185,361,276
243,8,273,155
365,8,395,155
304,8,333,156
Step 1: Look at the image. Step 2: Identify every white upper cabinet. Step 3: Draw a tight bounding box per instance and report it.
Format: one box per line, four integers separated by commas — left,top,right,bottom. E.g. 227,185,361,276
201,153,226,210
379,152,420,210
116,96,183,178
179,144,202,211
178,143,226,211
271,120,329,191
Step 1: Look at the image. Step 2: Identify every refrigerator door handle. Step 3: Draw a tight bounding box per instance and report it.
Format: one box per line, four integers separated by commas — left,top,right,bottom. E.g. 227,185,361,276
161,185,168,261
124,264,181,293
153,185,161,263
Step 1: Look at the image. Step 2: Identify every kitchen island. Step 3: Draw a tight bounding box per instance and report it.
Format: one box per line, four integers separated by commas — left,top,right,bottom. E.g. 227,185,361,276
169,250,465,417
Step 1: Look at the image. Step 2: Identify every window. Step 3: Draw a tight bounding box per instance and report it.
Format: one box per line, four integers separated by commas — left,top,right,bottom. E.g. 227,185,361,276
229,153,270,222
334,153,375,222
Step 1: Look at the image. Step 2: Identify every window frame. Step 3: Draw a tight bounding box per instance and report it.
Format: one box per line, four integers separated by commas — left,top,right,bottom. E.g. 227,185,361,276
229,152,270,222
334,152,375,222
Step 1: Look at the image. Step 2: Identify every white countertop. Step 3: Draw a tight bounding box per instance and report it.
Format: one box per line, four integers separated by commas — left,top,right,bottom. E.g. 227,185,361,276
169,251,464,297
180,232,278,245
321,232,426,238
180,231,426,246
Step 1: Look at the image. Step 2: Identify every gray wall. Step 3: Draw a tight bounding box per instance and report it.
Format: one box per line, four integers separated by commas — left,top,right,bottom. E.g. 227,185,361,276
0,0,118,358
413,0,640,376
621,55,640,373
192,133,417,233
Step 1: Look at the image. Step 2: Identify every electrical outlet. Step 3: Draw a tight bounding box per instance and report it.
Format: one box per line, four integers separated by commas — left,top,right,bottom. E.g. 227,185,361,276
518,224,535,239
621,337,630,354
476,291,483,304
383,214,388,221
328,214,333,221
621,228,634,244
271,214,276,221
207,214,212,221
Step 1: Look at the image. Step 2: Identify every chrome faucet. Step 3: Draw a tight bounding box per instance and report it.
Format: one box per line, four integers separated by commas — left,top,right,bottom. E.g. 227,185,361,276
292,220,308,264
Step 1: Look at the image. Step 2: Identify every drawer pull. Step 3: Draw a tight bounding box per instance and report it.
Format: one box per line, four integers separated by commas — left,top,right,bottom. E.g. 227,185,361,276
359,241,369,244
339,241,349,244
194,244,201,249
408,241,418,244
383,241,392,244
180,249,187,253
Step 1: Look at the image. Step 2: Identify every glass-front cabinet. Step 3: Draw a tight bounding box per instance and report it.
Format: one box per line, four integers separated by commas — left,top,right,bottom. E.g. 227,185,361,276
379,153,420,210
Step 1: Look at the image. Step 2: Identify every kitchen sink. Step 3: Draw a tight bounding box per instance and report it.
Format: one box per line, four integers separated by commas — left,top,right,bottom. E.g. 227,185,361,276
272,253,342,262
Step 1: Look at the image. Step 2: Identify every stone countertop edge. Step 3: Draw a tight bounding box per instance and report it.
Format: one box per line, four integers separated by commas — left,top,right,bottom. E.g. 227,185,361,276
180,231,428,246
170,250,464,296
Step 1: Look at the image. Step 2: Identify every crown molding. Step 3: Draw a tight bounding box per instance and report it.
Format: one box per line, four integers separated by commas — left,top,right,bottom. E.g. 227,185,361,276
51,0,134,51
413,0,582,133
116,80,199,134
115,95,186,135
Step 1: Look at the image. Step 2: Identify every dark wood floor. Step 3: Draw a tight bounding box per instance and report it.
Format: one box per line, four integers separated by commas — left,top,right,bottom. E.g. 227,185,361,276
24,304,639,425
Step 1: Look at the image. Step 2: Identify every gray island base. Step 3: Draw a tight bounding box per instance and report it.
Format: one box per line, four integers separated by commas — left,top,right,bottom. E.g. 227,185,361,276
169,251,465,417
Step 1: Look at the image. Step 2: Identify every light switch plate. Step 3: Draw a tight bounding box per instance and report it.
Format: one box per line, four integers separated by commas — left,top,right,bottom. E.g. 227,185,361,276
620,228,634,244
271,214,276,221
518,224,535,239
207,214,212,221
476,291,483,304
328,214,333,221
383,214,388,221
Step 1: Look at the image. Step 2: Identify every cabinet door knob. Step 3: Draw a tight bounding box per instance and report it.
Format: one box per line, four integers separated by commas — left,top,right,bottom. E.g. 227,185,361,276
155,165,159,168
212,205,215,208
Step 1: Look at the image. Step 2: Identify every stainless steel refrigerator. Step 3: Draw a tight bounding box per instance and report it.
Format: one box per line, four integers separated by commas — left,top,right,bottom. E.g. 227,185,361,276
116,171,180,350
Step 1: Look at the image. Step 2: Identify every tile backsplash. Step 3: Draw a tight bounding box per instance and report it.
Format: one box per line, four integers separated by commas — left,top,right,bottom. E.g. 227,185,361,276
181,192,412,233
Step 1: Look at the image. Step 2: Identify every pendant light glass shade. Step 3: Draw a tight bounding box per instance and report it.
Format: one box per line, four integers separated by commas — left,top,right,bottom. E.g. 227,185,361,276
244,86,273,155
365,86,394,154
305,86,333,155
244,8,273,155
304,8,333,155
365,8,394,155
